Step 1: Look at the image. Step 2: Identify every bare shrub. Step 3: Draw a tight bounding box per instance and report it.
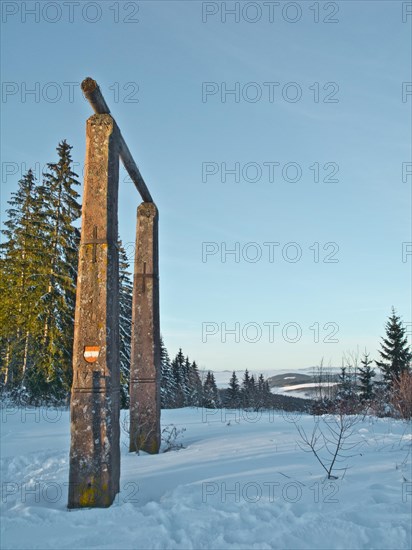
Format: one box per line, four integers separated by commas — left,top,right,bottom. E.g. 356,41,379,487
391,371,412,420
161,424,186,452
294,409,361,479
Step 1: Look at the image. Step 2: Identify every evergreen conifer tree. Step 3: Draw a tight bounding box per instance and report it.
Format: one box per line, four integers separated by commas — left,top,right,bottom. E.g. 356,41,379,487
171,348,185,407
358,352,375,401
249,374,257,408
188,360,203,406
0,170,46,393
255,373,271,410
160,336,176,408
226,371,241,408
376,308,411,387
118,242,133,408
32,140,81,400
203,371,220,408
182,356,192,405
241,369,251,408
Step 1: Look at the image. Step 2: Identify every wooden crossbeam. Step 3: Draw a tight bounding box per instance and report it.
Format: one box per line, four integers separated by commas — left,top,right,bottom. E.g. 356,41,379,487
81,77,153,203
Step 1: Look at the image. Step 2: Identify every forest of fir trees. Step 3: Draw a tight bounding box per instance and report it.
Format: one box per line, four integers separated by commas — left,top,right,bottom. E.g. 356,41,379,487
0,140,137,405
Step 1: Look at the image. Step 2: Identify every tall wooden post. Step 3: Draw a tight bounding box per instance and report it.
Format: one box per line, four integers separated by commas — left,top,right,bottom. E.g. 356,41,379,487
68,113,121,508
129,202,161,454
69,78,161,508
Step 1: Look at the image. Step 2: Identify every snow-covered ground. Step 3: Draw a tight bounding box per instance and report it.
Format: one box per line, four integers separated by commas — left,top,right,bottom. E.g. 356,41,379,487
1,406,411,549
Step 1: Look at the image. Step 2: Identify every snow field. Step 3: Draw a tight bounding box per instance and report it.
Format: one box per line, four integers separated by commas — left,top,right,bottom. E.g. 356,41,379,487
1,406,411,549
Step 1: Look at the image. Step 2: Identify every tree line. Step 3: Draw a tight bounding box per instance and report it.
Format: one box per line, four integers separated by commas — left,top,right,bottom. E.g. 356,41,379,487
160,352,272,411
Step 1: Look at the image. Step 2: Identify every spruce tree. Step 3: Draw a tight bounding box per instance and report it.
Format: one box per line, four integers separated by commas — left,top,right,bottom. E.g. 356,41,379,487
160,336,177,408
171,348,185,407
264,380,271,401
241,369,251,408
255,373,271,410
375,308,412,387
249,374,257,409
0,169,46,392
32,140,81,401
187,360,203,406
212,372,220,407
338,366,350,394
226,371,241,408
118,242,133,408
337,360,358,399
182,356,192,405
258,373,265,393
358,352,375,401
335,358,361,413
203,371,220,408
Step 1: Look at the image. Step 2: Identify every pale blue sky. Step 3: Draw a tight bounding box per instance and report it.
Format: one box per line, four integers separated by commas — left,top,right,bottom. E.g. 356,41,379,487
1,1,411,372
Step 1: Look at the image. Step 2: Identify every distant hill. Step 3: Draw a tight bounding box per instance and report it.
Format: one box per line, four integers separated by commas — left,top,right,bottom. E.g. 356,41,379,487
208,368,341,390
267,372,313,388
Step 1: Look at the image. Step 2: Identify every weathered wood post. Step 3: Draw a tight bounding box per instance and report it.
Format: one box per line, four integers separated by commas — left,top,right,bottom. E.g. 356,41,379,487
68,113,121,508
129,203,161,453
68,78,161,508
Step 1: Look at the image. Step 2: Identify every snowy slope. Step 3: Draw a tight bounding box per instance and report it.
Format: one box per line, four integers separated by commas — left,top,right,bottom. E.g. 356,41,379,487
1,406,411,549
271,383,339,400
